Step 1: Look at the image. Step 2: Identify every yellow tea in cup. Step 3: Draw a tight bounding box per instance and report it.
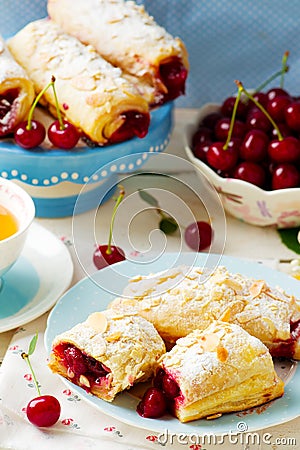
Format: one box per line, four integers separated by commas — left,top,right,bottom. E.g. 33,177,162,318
0,205,18,240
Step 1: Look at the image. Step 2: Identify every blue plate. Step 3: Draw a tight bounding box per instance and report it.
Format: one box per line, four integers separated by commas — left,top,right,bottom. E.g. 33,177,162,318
0,222,73,332
44,253,300,434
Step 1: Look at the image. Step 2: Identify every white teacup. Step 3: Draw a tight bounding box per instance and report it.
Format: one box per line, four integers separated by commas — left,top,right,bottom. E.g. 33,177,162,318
0,177,35,279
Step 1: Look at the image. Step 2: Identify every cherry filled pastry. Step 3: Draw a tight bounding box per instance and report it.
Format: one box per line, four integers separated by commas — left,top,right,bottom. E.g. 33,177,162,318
48,310,165,402
110,265,300,360
152,321,284,423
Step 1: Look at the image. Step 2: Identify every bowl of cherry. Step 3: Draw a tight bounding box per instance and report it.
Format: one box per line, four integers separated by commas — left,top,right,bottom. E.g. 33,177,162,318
184,85,300,228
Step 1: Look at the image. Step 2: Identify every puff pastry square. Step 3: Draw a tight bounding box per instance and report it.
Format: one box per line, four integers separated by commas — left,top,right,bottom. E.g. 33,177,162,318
156,321,284,423
48,310,166,402
47,0,189,106
0,35,34,137
110,265,300,359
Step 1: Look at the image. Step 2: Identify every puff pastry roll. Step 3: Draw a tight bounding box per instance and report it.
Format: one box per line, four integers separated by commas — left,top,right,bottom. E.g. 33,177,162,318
7,19,150,145
48,310,166,402
47,0,189,106
0,35,34,137
110,265,300,359
155,321,284,422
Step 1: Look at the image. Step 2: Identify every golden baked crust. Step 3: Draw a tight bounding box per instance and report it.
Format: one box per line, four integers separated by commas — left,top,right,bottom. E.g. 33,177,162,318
48,309,166,402
47,0,189,105
7,19,150,144
110,265,300,358
158,321,284,422
0,35,34,136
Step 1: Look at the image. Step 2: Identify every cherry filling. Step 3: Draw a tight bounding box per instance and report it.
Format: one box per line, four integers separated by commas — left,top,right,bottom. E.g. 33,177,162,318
158,58,188,103
137,368,180,419
270,319,300,359
108,110,150,144
0,88,19,136
54,343,111,391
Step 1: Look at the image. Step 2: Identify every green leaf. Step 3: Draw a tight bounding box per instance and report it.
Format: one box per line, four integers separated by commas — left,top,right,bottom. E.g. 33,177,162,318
277,227,300,255
159,217,178,235
28,332,38,356
138,189,159,207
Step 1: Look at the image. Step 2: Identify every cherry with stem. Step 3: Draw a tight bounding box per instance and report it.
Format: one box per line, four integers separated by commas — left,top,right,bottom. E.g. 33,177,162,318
14,81,55,149
22,332,61,427
93,185,126,269
48,76,80,149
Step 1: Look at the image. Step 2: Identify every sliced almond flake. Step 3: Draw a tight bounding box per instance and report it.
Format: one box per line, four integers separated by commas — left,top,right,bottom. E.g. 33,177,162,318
206,413,222,420
265,291,289,303
71,75,96,91
67,368,75,378
86,312,108,334
217,345,228,362
121,299,138,307
79,374,90,388
262,317,276,336
201,333,220,352
156,272,181,284
223,278,243,292
249,280,265,298
106,332,122,342
219,308,231,322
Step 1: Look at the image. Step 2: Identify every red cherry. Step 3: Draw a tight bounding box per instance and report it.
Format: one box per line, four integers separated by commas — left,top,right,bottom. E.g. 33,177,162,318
214,117,246,141
184,221,213,251
93,245,125,269
14,120,46,149
270,122,292,139
26,395,61,427
207,141,239,171
284,102,300,132
272,163,300,189
221,96,248,119
48,119,80,149
250,92,269,109
268,137,300,163
162,374,180,399
192,126,213,147
266,96,292,122
136,387,167,418
233,161,266,188
246,109,272,133
201,111,223,129
192,141,211,162
240,129,269,162
266,87,290,101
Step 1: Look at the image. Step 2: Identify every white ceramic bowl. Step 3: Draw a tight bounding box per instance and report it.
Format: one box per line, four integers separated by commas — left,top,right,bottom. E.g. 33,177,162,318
184,104,300,228
0,177,35,278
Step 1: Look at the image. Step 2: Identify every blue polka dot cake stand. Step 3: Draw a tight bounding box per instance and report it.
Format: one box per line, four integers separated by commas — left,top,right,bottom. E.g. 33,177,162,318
0,102,174,218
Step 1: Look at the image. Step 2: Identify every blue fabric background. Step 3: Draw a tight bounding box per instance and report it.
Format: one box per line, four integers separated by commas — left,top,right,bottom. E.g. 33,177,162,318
1,0,300,108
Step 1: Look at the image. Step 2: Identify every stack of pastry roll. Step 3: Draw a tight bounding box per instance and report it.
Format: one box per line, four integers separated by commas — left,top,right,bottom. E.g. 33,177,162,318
110,265,300,359
48,310,166,402
7,19,151,145
0,35,34,137
47,0,189,106
154,321,284,422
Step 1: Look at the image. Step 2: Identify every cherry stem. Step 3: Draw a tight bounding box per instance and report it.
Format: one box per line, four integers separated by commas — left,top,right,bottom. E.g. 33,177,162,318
280,51,289,88
26,80,53,131
50,76,65,131
106,185,125,255
255,51,289,92
235,80,283,141
21,332,41,397
223,84,242,150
